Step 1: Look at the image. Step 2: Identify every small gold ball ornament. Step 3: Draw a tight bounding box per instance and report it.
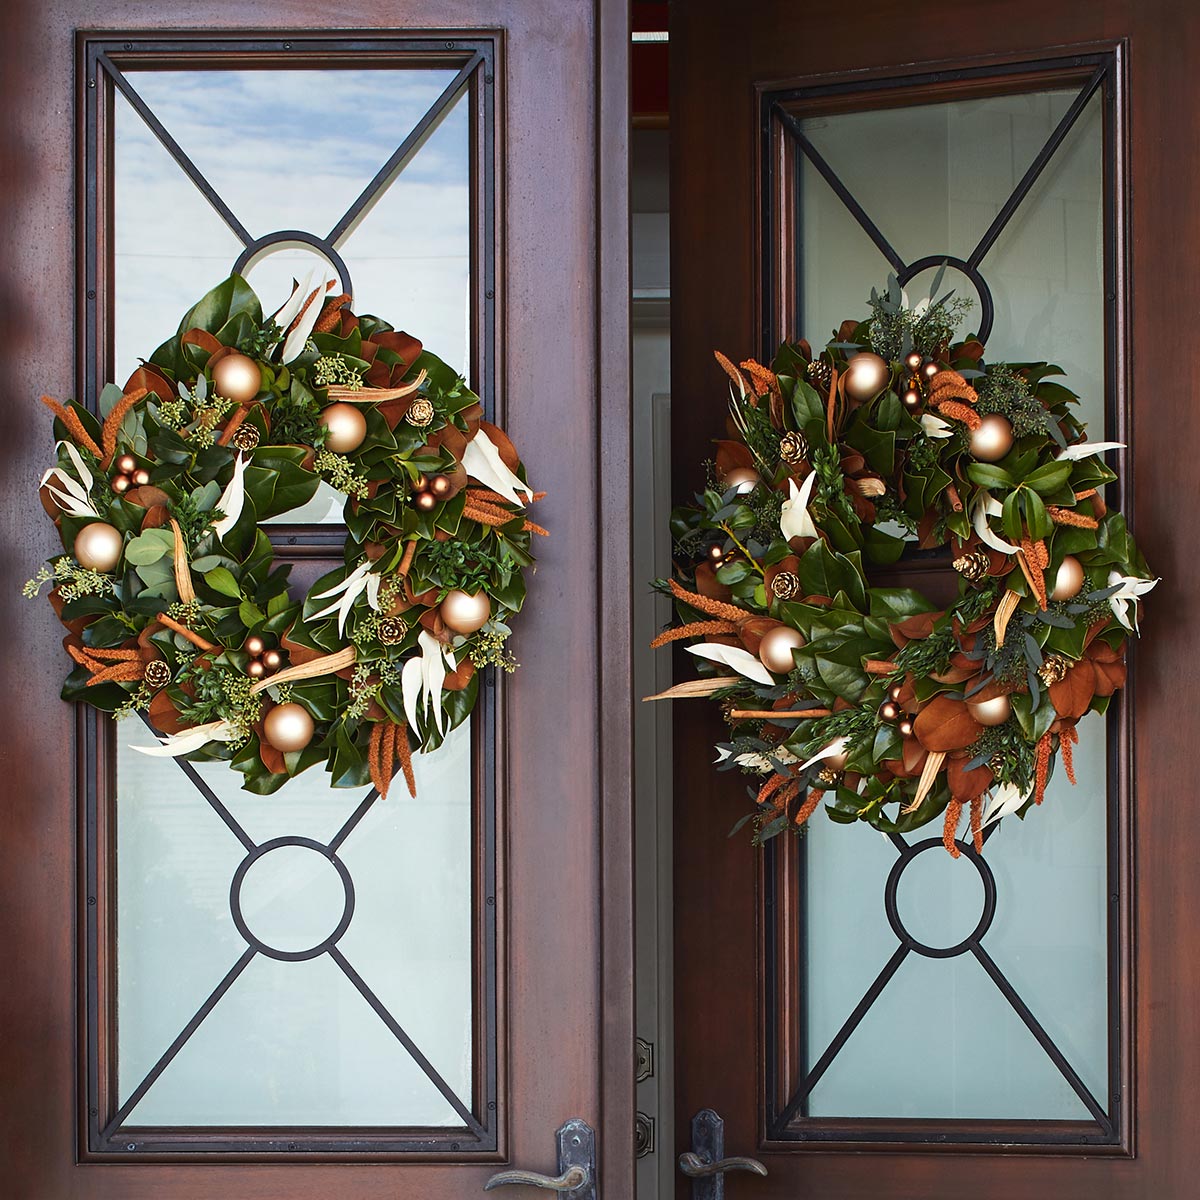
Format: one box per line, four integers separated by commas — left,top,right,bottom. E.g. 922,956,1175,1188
110,475,131,495
414,491,438,512
904,352,923,372
440,588,492,634
879,700,901,722
901,387,923,411
968,414,1014,462
246,660,266,679
115,454,138,474
405,397,436,428
888,683,904,702
966,694,1012,727
708,544,726,564
73,522,124,573
757,625,805,674
898,717,915,738
843,351,889,401
262,649,283,672
1049,555,1085,601
722,466,761,495
922,361,940,380
319,402,368,453
428,474,453,499
211,353,263,404
263,702,315,752
244,635,265,657
132,468,152,487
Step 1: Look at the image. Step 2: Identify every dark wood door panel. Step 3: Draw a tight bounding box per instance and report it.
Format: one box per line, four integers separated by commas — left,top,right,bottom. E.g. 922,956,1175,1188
671,1,1192,1195
0,1,630,1196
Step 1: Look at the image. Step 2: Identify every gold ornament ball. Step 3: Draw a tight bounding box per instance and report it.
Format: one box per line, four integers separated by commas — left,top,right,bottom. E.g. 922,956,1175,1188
110,475,131,495
428,473,453,499
415,491,438,512
901,387,922,411
844,351,889,401
1050,555,1085,601
888,683,904,702
73,522,123,573
722,466,761,495
244,635,265,657
246,660,266,679
757,625,805,674
821,738,849,772
967,694,1012,727
968,414,1014,462
212,353,262,404
115,454,137,474
440,588,492,634
879,700,901,722
263,702,315,753
132,468,151,487
262,649,283,671
898,717,915,738
319,402,368,453
905,352,923,371
922,361,940,380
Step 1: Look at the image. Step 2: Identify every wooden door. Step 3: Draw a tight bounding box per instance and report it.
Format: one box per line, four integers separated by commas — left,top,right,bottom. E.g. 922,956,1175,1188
671,2,1189,1196
0,2,631,1197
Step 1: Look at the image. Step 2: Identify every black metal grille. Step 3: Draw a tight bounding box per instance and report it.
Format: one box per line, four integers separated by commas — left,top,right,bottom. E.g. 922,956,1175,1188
79,33,499,1157
760,49,1126,1148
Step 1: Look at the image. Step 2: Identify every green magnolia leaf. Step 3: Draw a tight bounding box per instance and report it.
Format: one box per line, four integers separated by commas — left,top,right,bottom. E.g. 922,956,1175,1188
1024,461,1072,495
966,462,1015,490
204,566,243,599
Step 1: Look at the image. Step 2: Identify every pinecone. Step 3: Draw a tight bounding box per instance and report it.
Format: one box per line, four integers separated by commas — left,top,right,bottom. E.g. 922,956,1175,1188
378,616,407,646
143,659,172,689
1037,654,1071,687
952,548,991,582
771,571,801,601
778,430,809,467
807,358,833,393
405,398,435,428
229,423,261,451
816,765,842,787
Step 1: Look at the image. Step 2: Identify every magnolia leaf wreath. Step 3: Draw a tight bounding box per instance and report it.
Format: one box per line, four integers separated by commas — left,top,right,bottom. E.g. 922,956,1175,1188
29,273,545,797
651,275,1155,856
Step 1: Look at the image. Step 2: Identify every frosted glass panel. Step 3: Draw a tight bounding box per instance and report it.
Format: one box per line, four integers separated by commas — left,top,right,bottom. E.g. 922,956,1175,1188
791,82,1110,1123
116,716,474,1126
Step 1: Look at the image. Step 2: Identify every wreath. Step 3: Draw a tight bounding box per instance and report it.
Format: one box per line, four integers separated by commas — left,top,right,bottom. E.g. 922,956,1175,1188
28,273,545,796
652,275,1154,856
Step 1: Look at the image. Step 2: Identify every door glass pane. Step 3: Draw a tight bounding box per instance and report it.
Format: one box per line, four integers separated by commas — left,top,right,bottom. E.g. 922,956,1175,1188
781,79,1112,1126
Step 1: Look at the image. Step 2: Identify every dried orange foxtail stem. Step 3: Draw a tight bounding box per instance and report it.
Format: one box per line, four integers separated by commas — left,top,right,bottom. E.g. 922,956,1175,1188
943,798,964,858
970,796,983,853
932,398,982,429
368,721,388,797
1060,723,1078,785
40,395,103,459
101,387,147,466
794,788,824,828
667,579,748,624
314,293,352,333
1033,731,1053,805
649,619,738,649
1046,505,1099,529
395,726,417,798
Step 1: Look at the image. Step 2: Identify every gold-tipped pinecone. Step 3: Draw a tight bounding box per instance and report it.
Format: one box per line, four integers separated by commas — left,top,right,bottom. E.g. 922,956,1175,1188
989,753,1007,775
378,616,407,646
816,765,843,787
807,358,833,392
229,423,261,451
778,430,809,466
143,659,172,689
952,548,991,582
1037,654,1071,687
405,398,436,428
771,571,801,601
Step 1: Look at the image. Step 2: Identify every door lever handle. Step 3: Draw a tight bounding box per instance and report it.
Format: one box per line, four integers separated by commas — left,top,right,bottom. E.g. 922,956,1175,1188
484,1165,589,1192
483,1119,596,1197
678,1151,767,1179
679,1109,767,1199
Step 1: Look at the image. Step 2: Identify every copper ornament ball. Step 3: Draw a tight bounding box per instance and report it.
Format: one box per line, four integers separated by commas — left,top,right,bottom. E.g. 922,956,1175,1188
966,693,1012,727
414,491,438,512
263,702,315,753
262,649,283,671
440,588,492,634
131,468,151,487
428,473,453,499
898,717,915,739
968,414,1014,462
73,522,123,573
722,466,761,495
115,454,137,475
888,683,904,702
246,660,266,679
212,352,262,405
922,361,940,380
1050,555,1085,601
905,352,923,372
843,351,889,402
757,625,805,674
707,544,725,563
244,635,265,657
319,402,368,453
879,700,901,722
901,387,922,411
110,475,131,495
